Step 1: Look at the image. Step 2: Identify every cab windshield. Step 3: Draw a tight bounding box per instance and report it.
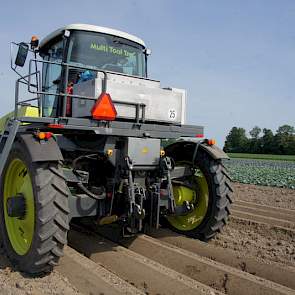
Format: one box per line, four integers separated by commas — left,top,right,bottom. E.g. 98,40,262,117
68,30,146,77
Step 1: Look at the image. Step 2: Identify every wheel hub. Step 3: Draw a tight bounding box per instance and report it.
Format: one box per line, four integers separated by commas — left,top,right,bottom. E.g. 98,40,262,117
6,193,26,218
166,168,209,231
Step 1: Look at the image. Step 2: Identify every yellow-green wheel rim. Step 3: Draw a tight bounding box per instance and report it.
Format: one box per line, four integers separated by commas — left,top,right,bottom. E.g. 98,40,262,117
3,159,35,255
167,169,209,231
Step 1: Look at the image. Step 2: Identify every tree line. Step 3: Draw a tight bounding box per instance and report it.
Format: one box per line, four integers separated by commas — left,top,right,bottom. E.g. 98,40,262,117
223,125,295,155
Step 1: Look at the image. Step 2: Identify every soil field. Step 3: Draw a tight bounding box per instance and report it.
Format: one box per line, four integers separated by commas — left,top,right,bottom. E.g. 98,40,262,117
0,183,294,295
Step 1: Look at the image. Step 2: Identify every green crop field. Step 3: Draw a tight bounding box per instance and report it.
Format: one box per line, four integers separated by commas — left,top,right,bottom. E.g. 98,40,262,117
228,153,295,161
225,158,295,189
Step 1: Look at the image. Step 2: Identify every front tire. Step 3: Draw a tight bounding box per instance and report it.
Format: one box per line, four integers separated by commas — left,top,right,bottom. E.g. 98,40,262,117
0,141,69,274
165,147,233,241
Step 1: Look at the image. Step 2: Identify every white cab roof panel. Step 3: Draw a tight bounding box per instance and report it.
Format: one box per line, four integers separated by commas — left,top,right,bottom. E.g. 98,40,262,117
39,24,146,49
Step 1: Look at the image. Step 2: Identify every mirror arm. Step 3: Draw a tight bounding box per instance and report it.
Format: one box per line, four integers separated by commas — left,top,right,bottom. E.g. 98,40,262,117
11,66,30,85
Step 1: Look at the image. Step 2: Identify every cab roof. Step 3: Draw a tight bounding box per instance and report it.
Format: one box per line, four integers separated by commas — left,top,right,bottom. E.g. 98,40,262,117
39,24,146,49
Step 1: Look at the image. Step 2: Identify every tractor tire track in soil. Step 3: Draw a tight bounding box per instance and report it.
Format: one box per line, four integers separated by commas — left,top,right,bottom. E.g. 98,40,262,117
56,246,145,295
231,210,295,230
65,224,295,295
67,228,294,295
233,200,295,223
149,228,295,290
67,229,219,295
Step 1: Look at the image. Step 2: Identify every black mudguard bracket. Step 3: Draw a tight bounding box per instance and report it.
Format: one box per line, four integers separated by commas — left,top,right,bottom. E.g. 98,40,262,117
19,134,64,162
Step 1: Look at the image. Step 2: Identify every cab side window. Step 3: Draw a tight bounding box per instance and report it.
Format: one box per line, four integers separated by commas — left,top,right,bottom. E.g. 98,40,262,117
42,39,64,117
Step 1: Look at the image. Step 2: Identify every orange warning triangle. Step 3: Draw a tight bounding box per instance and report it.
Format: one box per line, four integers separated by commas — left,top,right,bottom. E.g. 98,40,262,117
91,92,117,121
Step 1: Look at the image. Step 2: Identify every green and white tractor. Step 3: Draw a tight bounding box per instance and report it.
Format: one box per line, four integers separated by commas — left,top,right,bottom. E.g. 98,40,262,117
0,24,233,274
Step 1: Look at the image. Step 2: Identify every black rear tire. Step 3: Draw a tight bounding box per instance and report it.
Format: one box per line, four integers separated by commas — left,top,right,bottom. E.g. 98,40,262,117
0,141,69,274
165,147,233,241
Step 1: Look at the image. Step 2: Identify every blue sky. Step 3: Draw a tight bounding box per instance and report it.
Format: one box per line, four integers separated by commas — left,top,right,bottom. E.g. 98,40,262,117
0,0,294,146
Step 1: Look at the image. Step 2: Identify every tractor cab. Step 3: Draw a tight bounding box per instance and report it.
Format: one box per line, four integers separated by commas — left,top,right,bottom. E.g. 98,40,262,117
39,24,147,76
38,24,148,118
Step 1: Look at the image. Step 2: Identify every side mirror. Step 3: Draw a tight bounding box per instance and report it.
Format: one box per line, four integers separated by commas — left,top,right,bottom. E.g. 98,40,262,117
15,42,29,67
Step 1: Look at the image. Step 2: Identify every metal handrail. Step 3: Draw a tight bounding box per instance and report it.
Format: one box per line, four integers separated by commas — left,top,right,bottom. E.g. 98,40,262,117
14,70,41,118
14,58,146,123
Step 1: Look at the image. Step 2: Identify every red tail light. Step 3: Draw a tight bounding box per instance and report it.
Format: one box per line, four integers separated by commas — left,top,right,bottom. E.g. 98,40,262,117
47,124,64,129
91,92,117,121
195,134,204,138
